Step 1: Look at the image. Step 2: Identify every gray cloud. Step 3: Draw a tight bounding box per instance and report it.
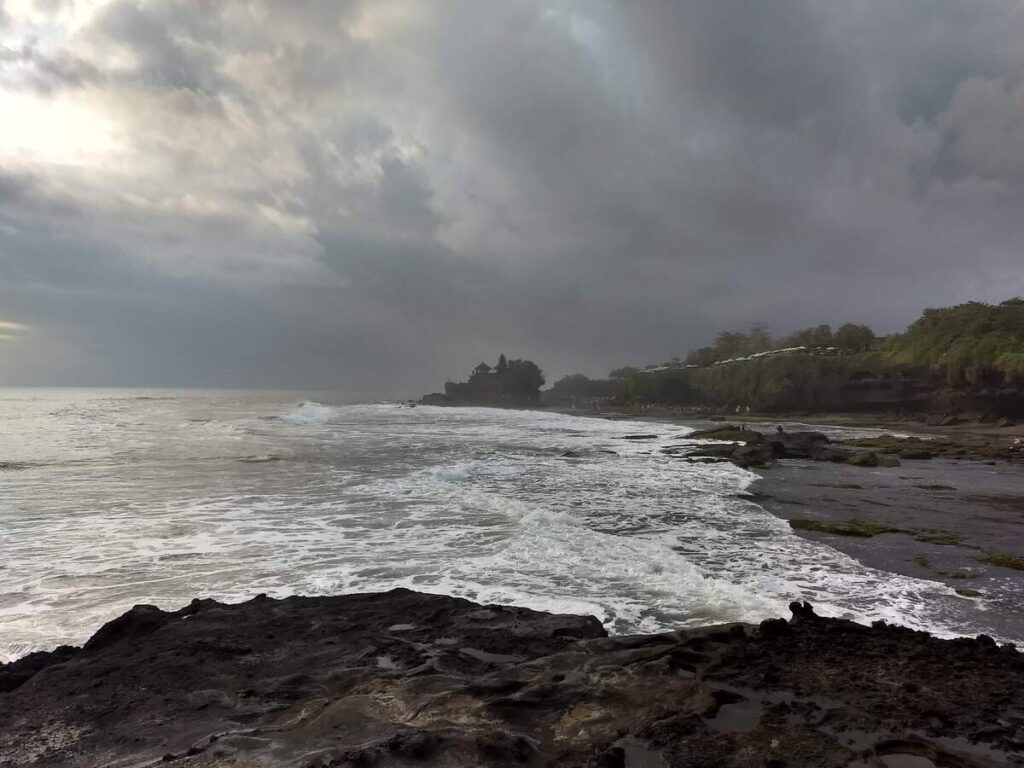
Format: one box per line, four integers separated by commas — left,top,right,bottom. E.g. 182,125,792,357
2,0,1024,391
1,42,102,94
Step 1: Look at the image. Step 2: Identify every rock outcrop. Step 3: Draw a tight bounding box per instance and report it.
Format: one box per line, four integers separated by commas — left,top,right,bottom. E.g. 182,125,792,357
674,426,894,468
2,589,1022,767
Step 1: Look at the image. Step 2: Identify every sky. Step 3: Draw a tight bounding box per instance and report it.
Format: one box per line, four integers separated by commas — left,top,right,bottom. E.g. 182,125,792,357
2,0,1024,393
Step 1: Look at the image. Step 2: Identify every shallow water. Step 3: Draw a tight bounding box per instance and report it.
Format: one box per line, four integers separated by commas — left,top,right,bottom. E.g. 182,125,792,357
0,389,1018,661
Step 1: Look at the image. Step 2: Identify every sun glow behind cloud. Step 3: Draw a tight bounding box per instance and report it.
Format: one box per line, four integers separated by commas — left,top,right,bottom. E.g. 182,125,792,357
1,0,122,170
0,91,120,169
0,321,31,342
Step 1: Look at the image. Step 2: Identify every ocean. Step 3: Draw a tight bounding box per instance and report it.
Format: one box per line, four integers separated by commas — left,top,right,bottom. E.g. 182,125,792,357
0,388,1018,662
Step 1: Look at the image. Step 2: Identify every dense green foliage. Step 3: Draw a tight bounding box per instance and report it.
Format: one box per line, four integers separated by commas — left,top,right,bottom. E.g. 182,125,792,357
625,370,696,404
608,366,639,379
683,322,875,367
601,299,1024,411
683,354,887,410
884,299,1024,376
546,374,624,402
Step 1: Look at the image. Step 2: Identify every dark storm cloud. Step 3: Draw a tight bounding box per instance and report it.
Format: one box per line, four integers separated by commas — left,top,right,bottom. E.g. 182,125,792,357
3,1,1024,389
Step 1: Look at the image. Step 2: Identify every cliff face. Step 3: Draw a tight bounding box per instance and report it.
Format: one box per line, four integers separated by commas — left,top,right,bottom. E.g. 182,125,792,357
620,300,1024,416
2,589,1022,767
631,358,1024,416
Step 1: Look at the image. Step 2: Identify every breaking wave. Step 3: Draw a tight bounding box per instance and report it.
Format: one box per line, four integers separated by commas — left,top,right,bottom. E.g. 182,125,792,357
283,401,339,425
1,394,1020,662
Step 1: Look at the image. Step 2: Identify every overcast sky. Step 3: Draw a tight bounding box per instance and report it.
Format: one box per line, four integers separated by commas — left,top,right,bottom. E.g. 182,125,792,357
2,1,1024,393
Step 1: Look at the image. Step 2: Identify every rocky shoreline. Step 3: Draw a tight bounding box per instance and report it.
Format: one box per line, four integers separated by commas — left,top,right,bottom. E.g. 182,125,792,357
663,422,1023,480
626,419,1024,641
2,589,1023,767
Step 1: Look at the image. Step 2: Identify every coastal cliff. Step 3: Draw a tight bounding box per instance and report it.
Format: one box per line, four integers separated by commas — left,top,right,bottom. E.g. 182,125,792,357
2,589,1022,767
544,300,1024,418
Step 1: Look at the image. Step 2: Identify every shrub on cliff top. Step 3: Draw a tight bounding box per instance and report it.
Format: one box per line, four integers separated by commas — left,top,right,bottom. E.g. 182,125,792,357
884,299,1024,378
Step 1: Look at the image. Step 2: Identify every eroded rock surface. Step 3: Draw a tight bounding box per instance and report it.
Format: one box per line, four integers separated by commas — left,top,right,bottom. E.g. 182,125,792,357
1,590,1022,767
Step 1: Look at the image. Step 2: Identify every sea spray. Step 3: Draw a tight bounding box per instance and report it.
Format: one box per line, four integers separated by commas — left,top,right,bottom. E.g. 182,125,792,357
1,391,1020,662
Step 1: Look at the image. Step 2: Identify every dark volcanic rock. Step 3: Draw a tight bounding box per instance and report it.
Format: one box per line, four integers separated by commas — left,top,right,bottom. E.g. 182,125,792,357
731,442,777,468
686,428,839,467
0,645,77,694
683,429,950,470
1,590,1022,767
846,451,879,467
779,431,832,459
808,445,853,462
687,425,764,443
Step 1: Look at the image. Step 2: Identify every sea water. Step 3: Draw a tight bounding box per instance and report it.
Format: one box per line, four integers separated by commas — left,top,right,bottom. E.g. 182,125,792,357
0,389,1017,662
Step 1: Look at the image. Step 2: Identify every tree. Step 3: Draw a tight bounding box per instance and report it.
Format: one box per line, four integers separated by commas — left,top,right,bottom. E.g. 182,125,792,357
685,347,716,367
786,327,815,347
549,374,590,399
609,366,639,379
715,331,747,358
810,324,833,347
496,354,509,374
506,359,545,397
783,324,832,348
834,323,874,352
629,370,695,404
886,299,1024,376
742,322,773,354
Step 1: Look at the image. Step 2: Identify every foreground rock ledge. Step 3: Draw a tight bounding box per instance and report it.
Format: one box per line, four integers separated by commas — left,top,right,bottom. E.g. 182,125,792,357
1,590,1022,767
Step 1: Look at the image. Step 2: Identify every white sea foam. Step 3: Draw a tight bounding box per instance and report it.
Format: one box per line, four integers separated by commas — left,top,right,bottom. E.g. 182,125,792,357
0,394,1020,663
283,401,339,425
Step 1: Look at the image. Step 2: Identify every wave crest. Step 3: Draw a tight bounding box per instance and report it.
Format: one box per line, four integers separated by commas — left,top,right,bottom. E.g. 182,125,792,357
284,402,338,425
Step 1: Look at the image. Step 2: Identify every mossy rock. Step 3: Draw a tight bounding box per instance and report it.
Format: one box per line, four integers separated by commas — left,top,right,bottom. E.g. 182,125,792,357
911,530,964,546
846,452,879,467
938,570,976,580
982,552,1024,571
789,519,901,537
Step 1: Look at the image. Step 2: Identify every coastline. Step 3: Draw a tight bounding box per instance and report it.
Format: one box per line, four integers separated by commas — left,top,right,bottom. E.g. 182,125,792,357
556,404,1022,440
553,405,1024,639
747,459,1024,638
2,403,1023,765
